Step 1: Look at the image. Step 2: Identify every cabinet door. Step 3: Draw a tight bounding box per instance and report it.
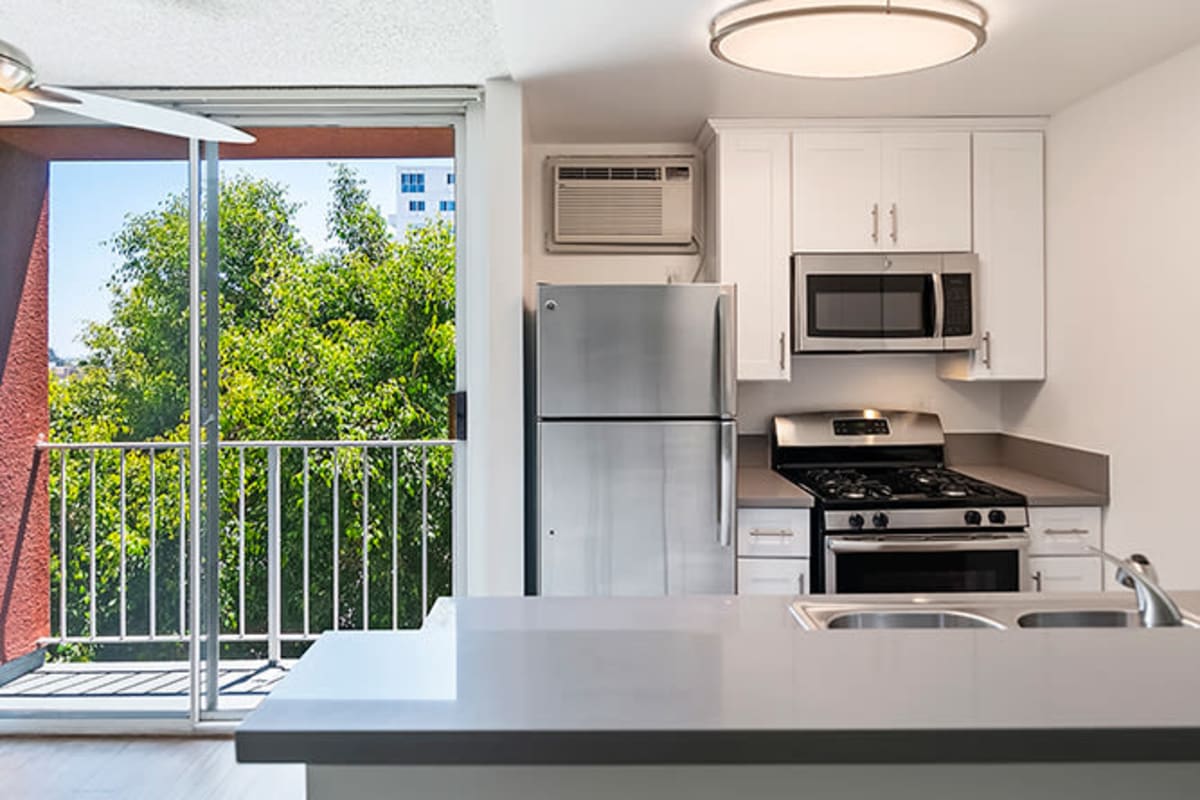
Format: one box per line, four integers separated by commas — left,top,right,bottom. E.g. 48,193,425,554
717,132,792,381
881,132,972,252
793,132,882,252
737,558,810,595
1028,506,1101,556
737,508,811,558
1029,556,1103,594
952,131,1046,381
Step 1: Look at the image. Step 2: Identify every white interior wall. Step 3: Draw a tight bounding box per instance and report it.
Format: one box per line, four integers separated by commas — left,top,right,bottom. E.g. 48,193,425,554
1002,42,1200,590
525,143,1003,435
464,78,526,596
742,356,1002,435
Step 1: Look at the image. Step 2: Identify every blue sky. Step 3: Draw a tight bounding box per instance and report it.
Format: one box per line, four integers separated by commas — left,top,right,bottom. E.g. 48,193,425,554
49,157,449,359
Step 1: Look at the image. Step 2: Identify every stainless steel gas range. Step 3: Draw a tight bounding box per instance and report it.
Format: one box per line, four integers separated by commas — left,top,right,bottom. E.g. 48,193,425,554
770,410,1031,594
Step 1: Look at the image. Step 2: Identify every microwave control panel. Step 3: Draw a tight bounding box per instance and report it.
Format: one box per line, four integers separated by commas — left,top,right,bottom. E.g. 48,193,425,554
942,273,974,337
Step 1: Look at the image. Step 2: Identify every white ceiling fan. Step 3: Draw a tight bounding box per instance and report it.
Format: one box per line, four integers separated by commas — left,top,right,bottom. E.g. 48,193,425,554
0,38,255,144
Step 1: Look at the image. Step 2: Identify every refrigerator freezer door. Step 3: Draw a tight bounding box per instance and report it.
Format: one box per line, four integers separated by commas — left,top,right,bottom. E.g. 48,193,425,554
537,284,736,419
538,420,736,596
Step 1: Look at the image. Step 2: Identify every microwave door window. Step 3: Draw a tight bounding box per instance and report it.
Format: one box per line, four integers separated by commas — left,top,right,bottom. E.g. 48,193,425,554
807,275,884,338
880,275,936,338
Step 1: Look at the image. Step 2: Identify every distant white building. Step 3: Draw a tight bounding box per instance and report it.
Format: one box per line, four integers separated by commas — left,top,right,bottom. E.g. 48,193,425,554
388,158,456,232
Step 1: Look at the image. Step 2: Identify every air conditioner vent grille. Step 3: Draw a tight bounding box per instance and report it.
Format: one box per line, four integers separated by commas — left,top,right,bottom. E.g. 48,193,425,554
556,165,664,181
557,185,664,237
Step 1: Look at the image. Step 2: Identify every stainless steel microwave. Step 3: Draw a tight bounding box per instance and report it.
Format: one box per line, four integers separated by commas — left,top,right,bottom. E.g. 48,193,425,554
794,253,980,353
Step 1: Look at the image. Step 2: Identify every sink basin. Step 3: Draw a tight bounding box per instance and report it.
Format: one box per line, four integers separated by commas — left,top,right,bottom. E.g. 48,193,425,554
1016,610,1140,628
825,610,1005,630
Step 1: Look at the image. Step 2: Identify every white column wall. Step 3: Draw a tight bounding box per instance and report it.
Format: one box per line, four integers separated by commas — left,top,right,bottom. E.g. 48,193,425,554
462,79,526,596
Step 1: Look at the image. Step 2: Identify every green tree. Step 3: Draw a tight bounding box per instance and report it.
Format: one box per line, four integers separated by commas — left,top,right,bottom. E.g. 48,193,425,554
49,165,455,659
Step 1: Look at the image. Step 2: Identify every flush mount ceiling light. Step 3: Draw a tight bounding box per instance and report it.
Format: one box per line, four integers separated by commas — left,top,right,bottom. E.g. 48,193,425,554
710,0,988,79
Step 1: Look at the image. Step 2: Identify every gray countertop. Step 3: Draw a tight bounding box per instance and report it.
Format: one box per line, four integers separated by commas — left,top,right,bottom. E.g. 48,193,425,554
737,465,815,508
237,593,1200,766
954,464,1107,507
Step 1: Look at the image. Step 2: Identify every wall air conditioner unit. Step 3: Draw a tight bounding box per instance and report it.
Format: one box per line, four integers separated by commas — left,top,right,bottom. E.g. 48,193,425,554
547,157,698,254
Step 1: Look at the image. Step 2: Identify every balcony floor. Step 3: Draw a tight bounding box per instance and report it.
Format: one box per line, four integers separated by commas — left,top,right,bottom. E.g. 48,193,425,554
0,660,289,715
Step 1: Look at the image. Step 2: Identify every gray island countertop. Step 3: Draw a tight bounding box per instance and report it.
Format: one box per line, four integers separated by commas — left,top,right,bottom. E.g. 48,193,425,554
237,592,1200,766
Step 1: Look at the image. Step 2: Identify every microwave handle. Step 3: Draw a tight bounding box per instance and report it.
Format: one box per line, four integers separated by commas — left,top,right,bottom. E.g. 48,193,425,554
931,272,945,339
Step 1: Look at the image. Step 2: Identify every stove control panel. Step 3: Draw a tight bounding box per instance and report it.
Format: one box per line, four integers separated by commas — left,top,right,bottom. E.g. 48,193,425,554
825,507,1029,532
833,418,890,436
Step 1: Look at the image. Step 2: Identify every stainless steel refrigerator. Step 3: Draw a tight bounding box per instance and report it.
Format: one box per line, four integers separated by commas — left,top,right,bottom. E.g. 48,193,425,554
534,283,737,596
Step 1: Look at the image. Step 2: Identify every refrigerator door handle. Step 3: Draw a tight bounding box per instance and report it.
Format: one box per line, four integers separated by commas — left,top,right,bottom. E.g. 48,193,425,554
717,288,737,417
719,421,736,547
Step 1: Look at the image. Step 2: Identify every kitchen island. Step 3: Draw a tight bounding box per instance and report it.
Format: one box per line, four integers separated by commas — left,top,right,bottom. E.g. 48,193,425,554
237,593,1200,799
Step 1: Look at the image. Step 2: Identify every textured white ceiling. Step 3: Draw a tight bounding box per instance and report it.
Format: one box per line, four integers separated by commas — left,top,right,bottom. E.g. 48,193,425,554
491,0,1200,142
6,1,1200,144
0,0,508,87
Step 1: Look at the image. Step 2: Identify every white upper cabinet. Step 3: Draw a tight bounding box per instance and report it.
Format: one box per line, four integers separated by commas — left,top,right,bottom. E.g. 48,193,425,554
792,132,881,252
881,132,973,252
939,131,1045,382
793,130,972,253
704,129,792,381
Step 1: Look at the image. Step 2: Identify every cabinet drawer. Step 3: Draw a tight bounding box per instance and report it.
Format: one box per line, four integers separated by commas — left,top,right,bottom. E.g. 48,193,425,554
1029,556,1102,593
737,558,810,596
737,508,811,557
1028,507,1101,555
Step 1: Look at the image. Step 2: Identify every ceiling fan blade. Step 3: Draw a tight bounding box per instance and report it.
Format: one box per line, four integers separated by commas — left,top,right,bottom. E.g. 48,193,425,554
25,86,255,144
17,86,81,105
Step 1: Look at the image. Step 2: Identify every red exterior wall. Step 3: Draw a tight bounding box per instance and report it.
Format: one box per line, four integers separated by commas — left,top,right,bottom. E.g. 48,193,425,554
0,144,50,664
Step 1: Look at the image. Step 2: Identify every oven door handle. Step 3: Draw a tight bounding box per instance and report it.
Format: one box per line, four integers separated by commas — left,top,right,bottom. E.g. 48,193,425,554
826,536,1030,554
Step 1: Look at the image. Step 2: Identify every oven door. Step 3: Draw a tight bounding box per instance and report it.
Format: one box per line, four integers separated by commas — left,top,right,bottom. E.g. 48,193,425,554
795,254,942,352
824,534,1030,594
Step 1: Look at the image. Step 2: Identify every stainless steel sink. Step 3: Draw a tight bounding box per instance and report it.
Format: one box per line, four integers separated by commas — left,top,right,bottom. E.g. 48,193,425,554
826,610,1005,630
791,594,1200,631
1016,610,1140,628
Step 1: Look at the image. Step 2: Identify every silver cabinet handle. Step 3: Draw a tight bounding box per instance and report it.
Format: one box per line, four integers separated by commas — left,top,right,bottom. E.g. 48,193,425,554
1043,528,1090,536
981,331,992,368
798,572,806,595
718,422,736,548
1033,570,1044,592
749,528,794,537
778,331,786,372
889,203,898,243
870,203,879,243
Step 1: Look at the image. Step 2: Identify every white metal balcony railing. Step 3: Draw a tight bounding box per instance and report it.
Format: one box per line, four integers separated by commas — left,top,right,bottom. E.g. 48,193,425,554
36,439,456,662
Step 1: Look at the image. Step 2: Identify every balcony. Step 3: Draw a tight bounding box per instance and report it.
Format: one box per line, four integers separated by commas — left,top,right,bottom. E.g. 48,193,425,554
0,438,456,718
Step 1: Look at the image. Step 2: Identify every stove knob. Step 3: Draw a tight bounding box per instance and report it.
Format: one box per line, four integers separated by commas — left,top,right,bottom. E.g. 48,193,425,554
964,510,983,526
988,509,1007,525
848,513,865,530
872,512,890,530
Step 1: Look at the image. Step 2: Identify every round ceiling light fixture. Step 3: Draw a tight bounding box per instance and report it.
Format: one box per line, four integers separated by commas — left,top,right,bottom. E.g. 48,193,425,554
710,0,988,79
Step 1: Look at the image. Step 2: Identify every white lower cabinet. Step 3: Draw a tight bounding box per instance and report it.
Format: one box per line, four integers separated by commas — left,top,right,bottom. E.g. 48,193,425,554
737,558,810,596
1029,556,1103,594
1028,507,1102,556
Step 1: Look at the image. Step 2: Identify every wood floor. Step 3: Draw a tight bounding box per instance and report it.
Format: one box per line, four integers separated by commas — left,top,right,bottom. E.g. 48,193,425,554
0,736,304,799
